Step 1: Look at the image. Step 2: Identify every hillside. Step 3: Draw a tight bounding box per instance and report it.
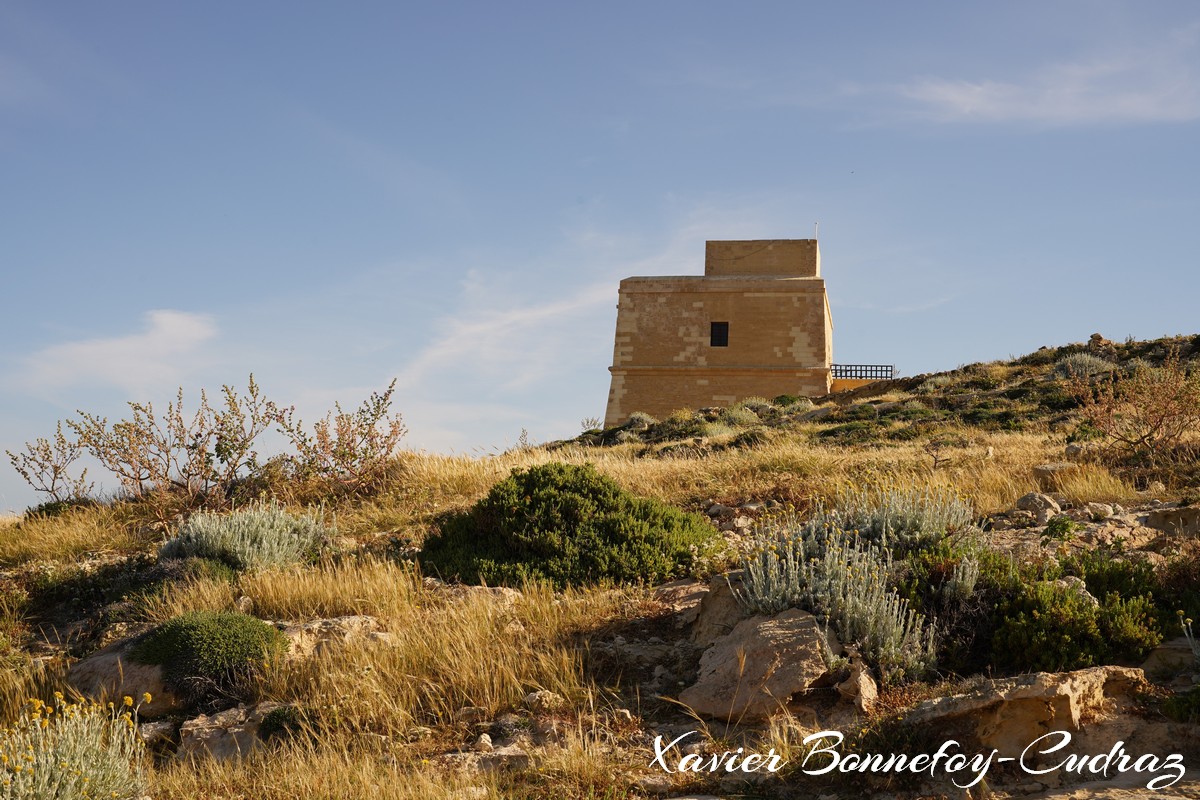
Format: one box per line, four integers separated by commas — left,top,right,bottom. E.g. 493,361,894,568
0,334,1198,799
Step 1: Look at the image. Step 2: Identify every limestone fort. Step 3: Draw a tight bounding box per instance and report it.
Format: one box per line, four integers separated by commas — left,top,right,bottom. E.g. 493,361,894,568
604,239,887,427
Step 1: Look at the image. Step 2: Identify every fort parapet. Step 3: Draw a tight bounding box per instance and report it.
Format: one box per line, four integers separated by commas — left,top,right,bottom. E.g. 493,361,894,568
603,239,834,427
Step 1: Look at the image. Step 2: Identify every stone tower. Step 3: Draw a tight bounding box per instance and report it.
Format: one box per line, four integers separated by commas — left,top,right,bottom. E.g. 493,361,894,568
603,239,833,427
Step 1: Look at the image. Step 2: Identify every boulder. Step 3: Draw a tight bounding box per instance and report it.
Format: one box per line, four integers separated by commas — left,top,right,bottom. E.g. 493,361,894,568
1084,502,1114,521
653,578,709,628
1033,463,1078,492
277,615,383,660
690,572,751,647
67,641,187,719
1016,492,1062,525
1140,637,1197,678
522,690,566,714
177,702,284,760
835,655,878,714
904,666,1144,756
1146,505,1200,537
679,608,831,722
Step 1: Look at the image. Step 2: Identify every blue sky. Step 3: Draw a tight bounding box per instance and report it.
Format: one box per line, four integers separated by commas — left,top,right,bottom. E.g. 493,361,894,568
3,1,1200,511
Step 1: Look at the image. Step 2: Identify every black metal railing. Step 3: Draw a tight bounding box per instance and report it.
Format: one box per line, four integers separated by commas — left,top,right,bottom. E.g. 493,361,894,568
831,364,895,380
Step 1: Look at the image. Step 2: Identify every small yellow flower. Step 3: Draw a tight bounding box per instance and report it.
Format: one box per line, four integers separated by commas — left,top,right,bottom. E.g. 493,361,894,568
142,692,153,704
122,696,133,707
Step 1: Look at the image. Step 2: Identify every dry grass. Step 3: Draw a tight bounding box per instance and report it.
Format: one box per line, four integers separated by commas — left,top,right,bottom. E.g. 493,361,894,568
138,557,425,624
151,742,501,799
138,557,642,737
0,506,147,566
362,429,1125,528
251,582,631,735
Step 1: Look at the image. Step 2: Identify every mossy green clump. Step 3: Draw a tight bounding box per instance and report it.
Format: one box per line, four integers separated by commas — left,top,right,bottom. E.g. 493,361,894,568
131,610,287,700
419,463,718,588
990,581,1160,673
159,503,329,571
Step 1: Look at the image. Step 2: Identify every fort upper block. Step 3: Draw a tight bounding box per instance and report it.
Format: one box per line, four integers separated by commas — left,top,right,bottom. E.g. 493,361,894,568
603,239,834,427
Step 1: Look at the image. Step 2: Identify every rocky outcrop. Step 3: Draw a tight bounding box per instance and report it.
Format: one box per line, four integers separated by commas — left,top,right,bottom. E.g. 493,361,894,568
177,702,284,760
67,640,186,719
690,572,751,647
1016,492,1062,525
679,608,831,722
904,666,1144,755
276,615,384,660
1146,504,1200,537
1034,463,1079,492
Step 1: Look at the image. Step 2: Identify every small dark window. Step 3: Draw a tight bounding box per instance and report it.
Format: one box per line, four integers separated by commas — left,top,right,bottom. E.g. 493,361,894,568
710,321,729,347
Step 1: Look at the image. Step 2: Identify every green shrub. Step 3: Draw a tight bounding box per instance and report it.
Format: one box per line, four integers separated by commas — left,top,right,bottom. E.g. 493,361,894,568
739,513,936,684
735,397,775,415
1164,686,1200,723
720,406,760,427
990,581,1160,673
727,427,772,449
1041,514,1082,545
992,581,1104,672
818,421,880,444
131,610,287,701
1099,593,1161,660
0,695,145,799
420,463,718,588
650,410,706,442
1061,550,1158,607
916,374,956,394
624,412,658,429
259,704,306,742
159,503,330,571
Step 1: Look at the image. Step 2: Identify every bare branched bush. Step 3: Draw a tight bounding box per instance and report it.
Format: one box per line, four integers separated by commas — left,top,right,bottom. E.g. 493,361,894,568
273,379,406,492
65,376,275,519
5,422,93,503
1070,349,1200,467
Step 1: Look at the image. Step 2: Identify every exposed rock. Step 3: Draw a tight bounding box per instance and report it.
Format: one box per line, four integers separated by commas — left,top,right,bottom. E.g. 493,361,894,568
653,579,709,628
679,608,831,722
835,655,878,714
522,690,566,714
904,666,1144,756
1016,492,1062,525
1146,504,1200,537
277,615,383,660
472,733,493,752
690,572,751,647
1084,502,1114,521
439,743,531,772
177,702,283,760
138,719,177,748
456,706,489,723
1034,463,1078,492
1140,637,1197,678
719,515,753,533
705,503,735,518
800,406,836,422
67,641,187,719
1147,480,1168,496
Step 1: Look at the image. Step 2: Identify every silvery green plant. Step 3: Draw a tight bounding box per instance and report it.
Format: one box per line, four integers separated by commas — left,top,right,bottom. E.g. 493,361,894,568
739,510,937,683
834,484,974,554
941,554,980,603
160,502,330,570
1053,352,1111,379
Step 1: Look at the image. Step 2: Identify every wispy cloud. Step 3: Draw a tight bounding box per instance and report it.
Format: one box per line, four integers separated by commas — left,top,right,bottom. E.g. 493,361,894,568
396,278,615,392
18,310,218,396
893,28,1200,126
